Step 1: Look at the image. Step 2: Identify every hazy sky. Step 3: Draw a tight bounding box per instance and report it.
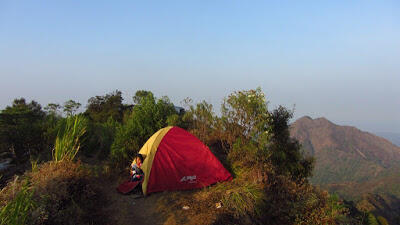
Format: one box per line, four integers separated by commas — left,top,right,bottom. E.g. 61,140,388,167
1,1,399,133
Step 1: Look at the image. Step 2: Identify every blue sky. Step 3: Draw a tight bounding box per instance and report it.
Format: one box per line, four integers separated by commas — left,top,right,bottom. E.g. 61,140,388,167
0,1,399,133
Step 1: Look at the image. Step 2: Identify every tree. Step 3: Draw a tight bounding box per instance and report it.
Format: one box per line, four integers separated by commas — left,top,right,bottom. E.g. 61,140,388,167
183,101,215,143
133,90,153,104
85,90,124,123
44,103,61,116
111,92,176,165
269,106,314,179
220,88,271,149
63,100,81,116
0,98,46,161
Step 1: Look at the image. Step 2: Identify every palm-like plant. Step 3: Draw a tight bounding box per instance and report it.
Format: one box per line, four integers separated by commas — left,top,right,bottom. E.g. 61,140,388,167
53,115,87,162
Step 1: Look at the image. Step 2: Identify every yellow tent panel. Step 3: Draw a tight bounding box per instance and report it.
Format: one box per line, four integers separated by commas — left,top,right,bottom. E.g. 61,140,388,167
136,126,173,195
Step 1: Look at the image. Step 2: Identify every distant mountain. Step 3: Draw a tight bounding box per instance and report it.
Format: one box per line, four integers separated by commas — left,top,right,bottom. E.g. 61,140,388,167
290,116,400,199
375,132,400,147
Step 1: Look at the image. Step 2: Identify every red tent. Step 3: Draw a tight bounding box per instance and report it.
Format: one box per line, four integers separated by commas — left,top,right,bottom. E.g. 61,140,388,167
136,126,232,195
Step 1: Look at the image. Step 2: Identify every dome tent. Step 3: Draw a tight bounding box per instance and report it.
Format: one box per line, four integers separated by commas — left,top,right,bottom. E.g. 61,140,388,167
137,126,232,195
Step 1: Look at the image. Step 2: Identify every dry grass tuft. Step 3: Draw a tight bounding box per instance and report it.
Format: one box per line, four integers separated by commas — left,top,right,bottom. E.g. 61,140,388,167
155,168,267,225
0,160,108,225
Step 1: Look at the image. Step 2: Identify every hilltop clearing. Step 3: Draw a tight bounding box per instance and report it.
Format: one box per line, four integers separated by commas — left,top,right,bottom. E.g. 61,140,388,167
0,89,376,224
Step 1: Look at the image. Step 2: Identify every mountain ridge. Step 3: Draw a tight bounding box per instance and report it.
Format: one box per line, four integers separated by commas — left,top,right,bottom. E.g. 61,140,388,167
290,116,400,199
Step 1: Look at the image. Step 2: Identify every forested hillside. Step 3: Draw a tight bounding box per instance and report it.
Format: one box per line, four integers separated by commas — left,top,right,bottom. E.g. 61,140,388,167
291,116,400,224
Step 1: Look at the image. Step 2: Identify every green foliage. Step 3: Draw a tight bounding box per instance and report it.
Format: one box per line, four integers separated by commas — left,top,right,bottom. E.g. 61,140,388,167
44,103,61,116
221,182,265,218
85,90,124,123
0,98,46,161
133,90,153,104
0,88,364,225
183,100,216,143
63,100,81,116
212,88,314,180
367,213,379,225
110,91,176,165
377,216,389,225
166,114,181,126
269,106,315,180
84,117,119,158
161,88,338,225
0,181,35,225
42,111,64,157
53,115,87,162
220,88,271,148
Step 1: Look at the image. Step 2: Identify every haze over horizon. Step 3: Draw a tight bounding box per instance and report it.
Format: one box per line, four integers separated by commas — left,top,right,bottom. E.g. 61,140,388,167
1,1,399,133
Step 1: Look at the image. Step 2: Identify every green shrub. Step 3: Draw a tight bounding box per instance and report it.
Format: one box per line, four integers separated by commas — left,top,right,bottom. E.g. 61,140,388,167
367,213,379,225
219,88,271,150
184,100,216,144
215,88,313,180
110,92,176,165
269,106,314,180
83,117,119,158
53,115,87,162
0,181,35,225
221,182,265,218
166,114,181,126
377,216,389,225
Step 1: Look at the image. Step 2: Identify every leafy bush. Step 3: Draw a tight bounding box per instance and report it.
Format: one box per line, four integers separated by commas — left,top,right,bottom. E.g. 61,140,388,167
269,106,315,180
219,88,271,151
53,115,87,162
110,92,176,165
377,216,389,225
83,117,119,159
216,88,313,180
183,100,216,144
367,213,379,225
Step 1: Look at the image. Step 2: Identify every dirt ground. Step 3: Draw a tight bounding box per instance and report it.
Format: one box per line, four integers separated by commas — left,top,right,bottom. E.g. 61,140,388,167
98,177,166,225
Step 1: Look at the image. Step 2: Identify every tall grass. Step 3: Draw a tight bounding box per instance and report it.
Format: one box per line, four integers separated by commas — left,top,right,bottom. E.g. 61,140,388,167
0,181,35,225
219,182,265,218
53,115,87,162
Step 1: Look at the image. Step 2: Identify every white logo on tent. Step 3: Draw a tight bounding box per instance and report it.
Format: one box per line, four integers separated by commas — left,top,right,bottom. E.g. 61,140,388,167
180,175,197,183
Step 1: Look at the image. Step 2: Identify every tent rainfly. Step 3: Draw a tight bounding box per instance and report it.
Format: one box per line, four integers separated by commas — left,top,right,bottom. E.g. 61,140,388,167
136,126,232,195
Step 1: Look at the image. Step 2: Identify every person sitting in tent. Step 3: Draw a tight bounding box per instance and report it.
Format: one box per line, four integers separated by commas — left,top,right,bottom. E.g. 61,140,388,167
130,153,144,182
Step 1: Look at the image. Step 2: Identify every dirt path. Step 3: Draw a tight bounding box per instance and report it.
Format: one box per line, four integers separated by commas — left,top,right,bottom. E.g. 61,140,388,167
98,178,166,225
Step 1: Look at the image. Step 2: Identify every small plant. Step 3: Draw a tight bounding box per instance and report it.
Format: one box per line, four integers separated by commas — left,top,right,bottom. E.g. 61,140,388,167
0,181,35,225
367,213,379,225
53,115,87,162
377,216,389,225
30,157,39,172
221,182,265,218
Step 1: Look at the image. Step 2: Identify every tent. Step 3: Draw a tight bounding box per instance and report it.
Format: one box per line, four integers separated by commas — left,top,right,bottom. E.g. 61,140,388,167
137,126,232,195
